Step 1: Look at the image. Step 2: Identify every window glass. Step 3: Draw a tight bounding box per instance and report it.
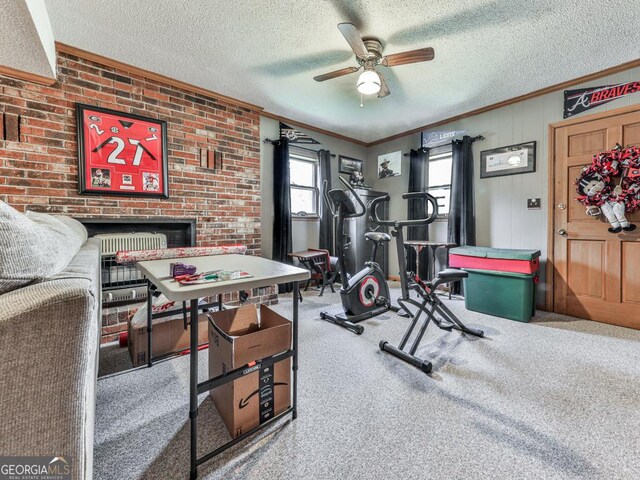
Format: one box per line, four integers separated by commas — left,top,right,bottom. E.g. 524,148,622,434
428,157,452,187
291,188,316,215
427,186,450,215
427,151,452,216
290,159,315,187
289,149,318,216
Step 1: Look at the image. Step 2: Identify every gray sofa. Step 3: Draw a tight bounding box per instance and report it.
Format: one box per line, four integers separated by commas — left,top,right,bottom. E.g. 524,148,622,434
0,202,100,480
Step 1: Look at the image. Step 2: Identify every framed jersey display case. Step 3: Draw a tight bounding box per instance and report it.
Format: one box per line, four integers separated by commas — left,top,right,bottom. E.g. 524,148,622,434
76,104,169,197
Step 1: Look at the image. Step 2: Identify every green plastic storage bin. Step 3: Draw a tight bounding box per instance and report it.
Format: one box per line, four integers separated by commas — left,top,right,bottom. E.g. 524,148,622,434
462,268,537,322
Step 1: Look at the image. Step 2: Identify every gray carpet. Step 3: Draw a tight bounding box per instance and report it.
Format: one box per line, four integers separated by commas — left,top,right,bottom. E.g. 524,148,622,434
95,286,640,479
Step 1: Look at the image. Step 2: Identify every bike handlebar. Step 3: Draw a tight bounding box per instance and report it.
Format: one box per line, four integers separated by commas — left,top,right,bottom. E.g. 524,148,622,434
322,179,336,217
339,176,366,218
370,191,439,227
322,176,366,218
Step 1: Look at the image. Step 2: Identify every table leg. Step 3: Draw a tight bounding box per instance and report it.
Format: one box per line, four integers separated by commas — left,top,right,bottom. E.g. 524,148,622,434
428,245,438,282
189,298,199,480
147,280,153,368
404,245,416,276
443,246,454,299
415,246,423,280
182,301,188,330
292,281,299,420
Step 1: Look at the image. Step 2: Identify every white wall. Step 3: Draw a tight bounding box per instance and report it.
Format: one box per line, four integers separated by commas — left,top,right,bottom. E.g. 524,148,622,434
365,66,640,306
260,116,368,258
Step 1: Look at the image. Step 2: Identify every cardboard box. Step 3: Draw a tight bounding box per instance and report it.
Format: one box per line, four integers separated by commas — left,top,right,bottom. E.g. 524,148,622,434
208,304,291,438
128,313,209,367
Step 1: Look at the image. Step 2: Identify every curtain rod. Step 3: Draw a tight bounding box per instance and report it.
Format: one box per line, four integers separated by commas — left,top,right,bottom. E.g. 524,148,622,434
263,138,336,157
402,135,485,156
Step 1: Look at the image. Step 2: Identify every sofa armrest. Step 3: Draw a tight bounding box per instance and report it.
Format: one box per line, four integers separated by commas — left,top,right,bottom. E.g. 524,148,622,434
0,240,100,480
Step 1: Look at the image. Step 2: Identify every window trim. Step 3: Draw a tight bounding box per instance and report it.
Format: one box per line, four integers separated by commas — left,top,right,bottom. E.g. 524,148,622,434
426,148,453,219
289,148,320,219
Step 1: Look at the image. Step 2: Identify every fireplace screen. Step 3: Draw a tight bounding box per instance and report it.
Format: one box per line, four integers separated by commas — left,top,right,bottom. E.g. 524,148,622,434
96,232,167,304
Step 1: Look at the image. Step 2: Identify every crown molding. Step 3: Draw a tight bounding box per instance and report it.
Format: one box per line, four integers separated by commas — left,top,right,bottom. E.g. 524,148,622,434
51,44,640,148
0,64,56,86
260,111,369,147
367,58,640,147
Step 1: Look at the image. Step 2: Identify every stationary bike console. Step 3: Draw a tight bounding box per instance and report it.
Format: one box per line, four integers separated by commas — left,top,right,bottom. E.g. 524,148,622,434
327,189,359,216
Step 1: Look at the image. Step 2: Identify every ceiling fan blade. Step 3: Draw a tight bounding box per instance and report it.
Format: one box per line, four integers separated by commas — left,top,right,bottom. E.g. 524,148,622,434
377,72,390,98
313,66,360,82
382,47,434,67
337,23,369,57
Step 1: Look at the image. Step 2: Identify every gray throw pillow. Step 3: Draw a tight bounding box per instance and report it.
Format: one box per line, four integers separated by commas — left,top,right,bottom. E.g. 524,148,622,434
0,202,88,294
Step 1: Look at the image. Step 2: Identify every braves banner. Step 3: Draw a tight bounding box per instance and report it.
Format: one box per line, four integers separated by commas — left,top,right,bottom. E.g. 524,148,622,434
564,81,640,118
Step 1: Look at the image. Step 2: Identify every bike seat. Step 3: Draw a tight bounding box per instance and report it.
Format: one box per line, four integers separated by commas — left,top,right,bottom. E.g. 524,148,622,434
429,269,467,290
364,232,391,244
436,268,468,280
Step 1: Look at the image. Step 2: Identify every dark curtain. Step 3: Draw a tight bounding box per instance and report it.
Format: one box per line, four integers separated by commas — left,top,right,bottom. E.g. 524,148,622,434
406,147,429,279
448,136,476,294
317,149,333,253
272,138,293,293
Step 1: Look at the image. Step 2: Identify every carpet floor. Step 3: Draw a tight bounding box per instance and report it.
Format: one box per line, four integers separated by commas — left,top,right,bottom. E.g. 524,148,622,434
95,286,640,480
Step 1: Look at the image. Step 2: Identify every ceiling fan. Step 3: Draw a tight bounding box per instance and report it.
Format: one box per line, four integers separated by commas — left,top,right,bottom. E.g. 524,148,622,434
313,23,435,99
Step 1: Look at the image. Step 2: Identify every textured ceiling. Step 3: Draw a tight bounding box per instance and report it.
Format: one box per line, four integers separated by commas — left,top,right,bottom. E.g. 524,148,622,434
0,0,56,80
43,0,640,143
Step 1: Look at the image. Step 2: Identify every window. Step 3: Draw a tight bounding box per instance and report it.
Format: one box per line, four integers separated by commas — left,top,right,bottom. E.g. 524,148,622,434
426,148,452,217
289,147,319,217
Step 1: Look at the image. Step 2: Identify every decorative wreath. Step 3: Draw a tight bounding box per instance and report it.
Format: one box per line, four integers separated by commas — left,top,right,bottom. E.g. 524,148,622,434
575,144,640,213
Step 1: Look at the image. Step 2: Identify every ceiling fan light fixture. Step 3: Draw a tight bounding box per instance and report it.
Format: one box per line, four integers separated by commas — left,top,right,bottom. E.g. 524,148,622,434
357,70,381,95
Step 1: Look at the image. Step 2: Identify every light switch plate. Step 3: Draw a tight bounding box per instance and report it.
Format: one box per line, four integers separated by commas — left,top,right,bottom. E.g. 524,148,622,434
527,198,541,209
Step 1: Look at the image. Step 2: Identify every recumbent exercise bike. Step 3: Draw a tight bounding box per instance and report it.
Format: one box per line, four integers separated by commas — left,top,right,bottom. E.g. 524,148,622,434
370,191,485,373
319,177,399,334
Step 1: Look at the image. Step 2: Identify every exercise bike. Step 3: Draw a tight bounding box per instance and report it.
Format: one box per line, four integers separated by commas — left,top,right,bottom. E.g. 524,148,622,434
370,191,485,373
319,177,398,334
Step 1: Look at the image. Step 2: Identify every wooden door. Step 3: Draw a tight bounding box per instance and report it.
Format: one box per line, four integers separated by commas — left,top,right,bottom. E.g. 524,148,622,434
553,107,640,328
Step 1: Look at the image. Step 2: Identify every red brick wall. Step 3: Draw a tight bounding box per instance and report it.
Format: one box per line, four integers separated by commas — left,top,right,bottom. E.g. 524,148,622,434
0,51,262,250
0,51,273,343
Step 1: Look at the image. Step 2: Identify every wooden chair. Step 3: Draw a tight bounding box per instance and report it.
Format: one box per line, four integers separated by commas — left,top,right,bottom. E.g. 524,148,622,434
307,248,338,296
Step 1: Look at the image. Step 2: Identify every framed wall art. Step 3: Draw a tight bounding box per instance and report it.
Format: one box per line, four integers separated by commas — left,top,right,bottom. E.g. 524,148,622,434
339,155,363,175
480,141,536,179
378,151,402,178
76,104,169,197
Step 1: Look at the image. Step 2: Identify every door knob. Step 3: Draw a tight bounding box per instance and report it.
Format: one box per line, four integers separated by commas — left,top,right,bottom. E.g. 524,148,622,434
557,228,567,236
558,203,566,210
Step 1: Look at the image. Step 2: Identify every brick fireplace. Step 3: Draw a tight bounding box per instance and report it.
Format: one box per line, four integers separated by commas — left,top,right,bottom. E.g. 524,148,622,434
0,48,274,343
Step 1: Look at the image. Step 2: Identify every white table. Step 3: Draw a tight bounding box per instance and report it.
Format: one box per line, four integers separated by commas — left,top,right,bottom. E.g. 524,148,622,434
136,254,309,479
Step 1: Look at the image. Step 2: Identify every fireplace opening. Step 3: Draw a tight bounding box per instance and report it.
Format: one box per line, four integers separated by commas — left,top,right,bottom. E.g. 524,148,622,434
77,218,196,306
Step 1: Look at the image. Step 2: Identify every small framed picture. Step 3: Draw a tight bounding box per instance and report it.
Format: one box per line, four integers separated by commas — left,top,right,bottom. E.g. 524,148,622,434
480,141,536,178
378,151,402,178
90,168,112,188
76,103,169,197
339,155,363,175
